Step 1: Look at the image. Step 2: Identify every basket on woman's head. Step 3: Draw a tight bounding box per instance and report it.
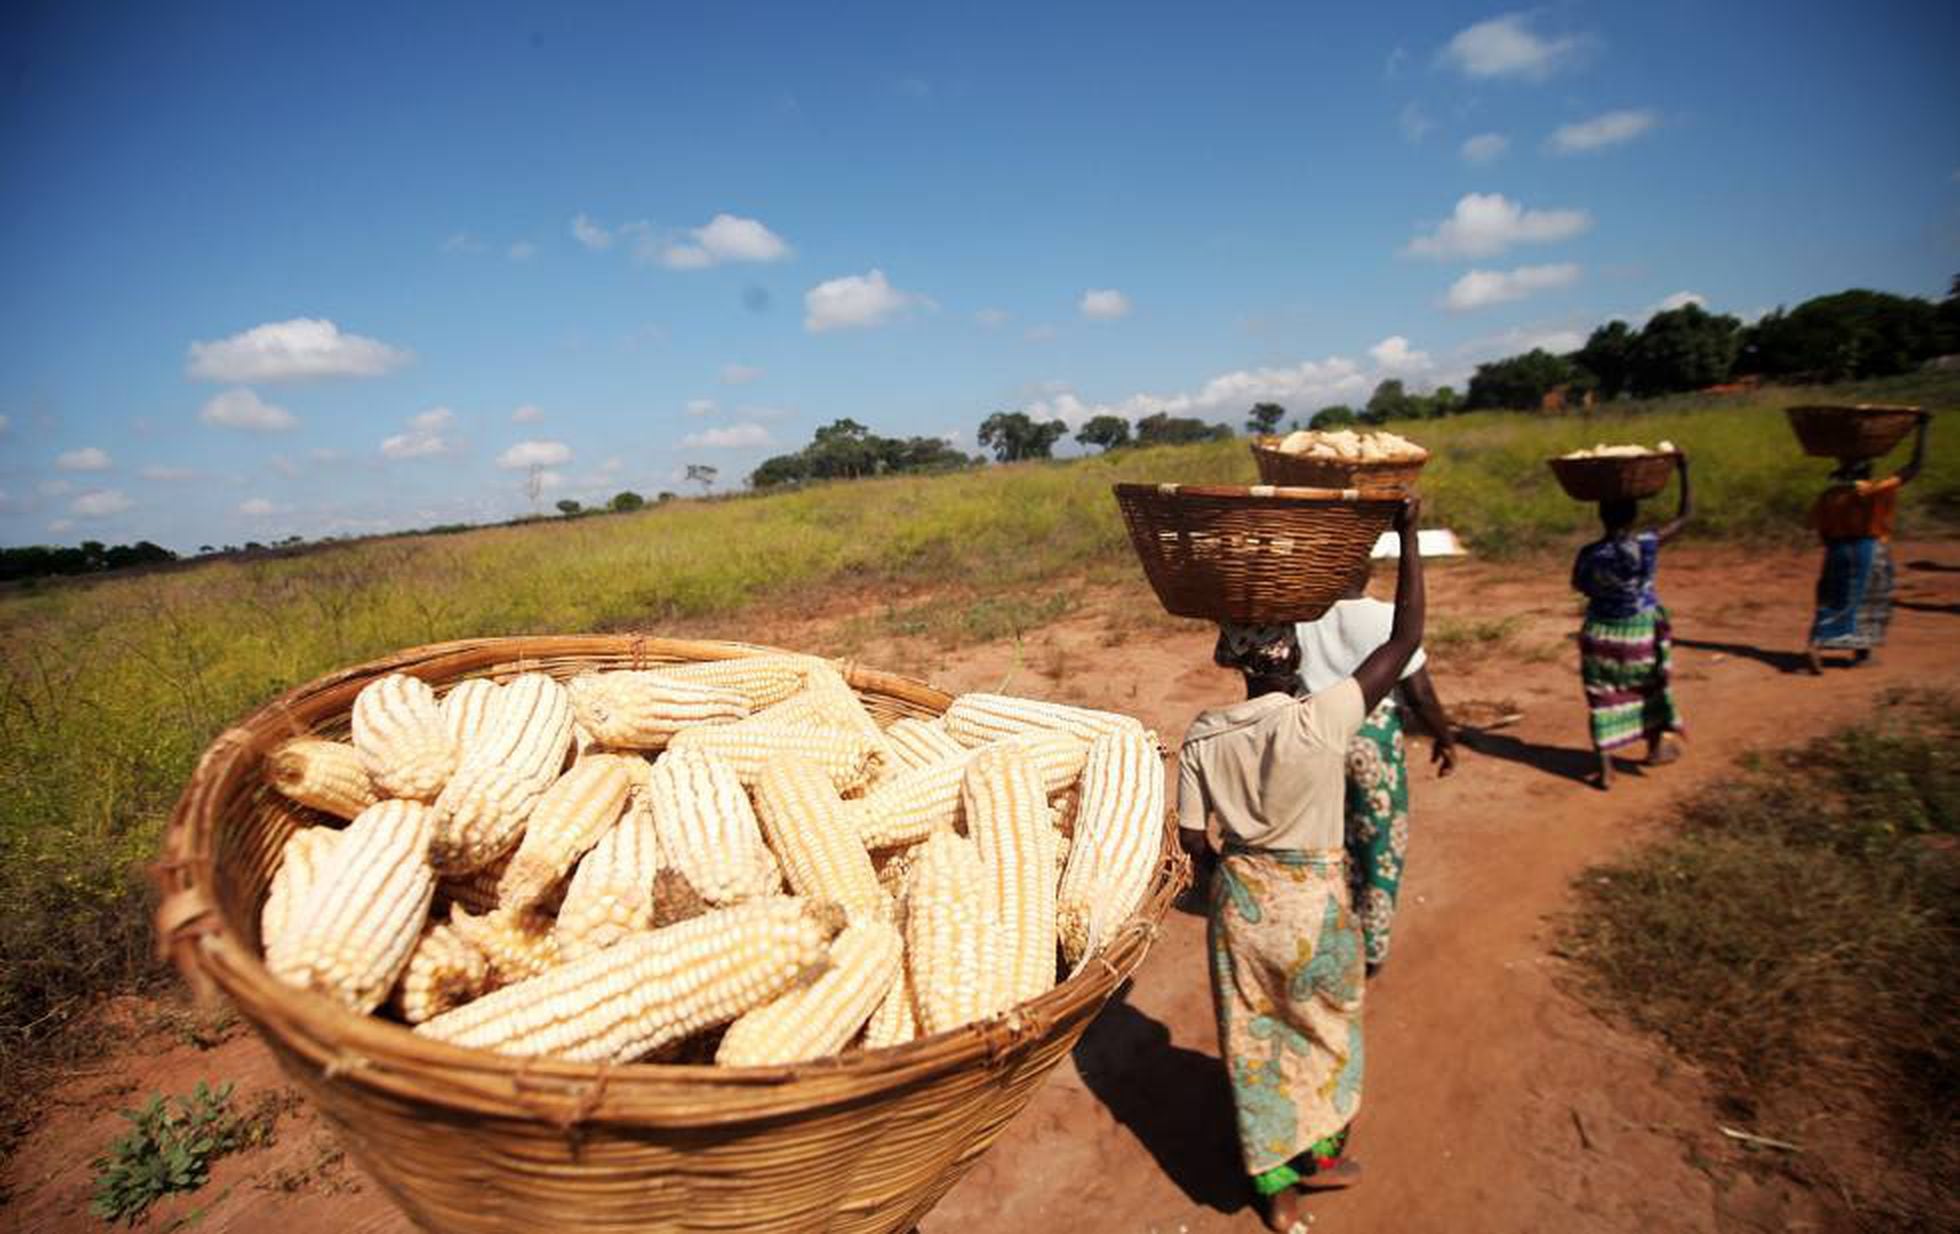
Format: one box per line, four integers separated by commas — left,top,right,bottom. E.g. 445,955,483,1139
1786,404,1922,462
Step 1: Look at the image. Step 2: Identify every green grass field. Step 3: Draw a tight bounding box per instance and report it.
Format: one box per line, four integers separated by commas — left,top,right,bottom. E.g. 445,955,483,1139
1,371,1955,1143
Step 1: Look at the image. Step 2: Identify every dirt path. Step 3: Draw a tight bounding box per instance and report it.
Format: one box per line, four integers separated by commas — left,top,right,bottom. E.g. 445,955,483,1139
8,540,1956,1233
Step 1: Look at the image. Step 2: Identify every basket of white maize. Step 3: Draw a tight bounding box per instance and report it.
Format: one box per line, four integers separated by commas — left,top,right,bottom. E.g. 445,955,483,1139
1785,403,1923,461
1547,441,1681,502
1250,428,1429,492
155,636,1184,1233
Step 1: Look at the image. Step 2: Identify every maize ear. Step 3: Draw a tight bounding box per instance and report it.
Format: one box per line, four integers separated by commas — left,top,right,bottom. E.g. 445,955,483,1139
266,739,378,820
885,717,966,771
650,654,817,709
861,960,918,1049
567,671,750,750
496,754,633,908
449,904,561,988
942,692,1145,749
395,922,491,1025
752,760,889,924
666,721,878,795
416,897,837,1063
440,678,505,750
904,831,1003,1035
265,799,436,1013
436,851,513,916
351,674,460,801
797,664,900,788
873,845,917,899
644,749,782,905
259,826,340,956
430,673,574,875
963,745,1059,1006
554,792,660,962
1056,728,1164,968
717,920,903,1066
857,752,973,850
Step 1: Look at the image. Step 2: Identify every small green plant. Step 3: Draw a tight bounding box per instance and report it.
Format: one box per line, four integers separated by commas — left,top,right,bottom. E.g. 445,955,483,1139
90,1081,248,1225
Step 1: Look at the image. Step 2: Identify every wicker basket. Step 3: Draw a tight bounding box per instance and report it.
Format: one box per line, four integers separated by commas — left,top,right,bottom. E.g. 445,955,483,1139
1546,452,1678,503
154,636,1186,1234
1785,404,1922,460
1113,483,1402,623
1249,437,1429,493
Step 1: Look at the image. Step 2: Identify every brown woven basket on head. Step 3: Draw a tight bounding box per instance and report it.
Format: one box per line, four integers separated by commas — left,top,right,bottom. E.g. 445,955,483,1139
1112,483,1402,623
1249,437,1429,493
1785,404,1922,460
1546,452,1678,503
154,636,1186,1234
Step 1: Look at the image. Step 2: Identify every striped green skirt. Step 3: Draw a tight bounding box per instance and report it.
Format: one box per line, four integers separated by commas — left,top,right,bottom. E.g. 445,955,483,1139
1579,607,1684,753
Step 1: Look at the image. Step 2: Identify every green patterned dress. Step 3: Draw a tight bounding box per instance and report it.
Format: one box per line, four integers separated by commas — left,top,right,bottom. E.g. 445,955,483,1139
1344,698,1411,967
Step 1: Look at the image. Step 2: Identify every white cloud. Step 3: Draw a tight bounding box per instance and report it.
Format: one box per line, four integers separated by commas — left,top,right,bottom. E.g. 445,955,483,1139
507,241,537,261
1368,336,1432,372
56,446,111,471
720,363,764,385
1548,109,1657,154
974,308,1010,329
1444,263,1582,311
510,403,544,423
71,489,132,518
140,464,197,481
239,497,279,516
1398,102,1433,143
186,318,411,383
1460,133,1509,164
681,423,773,449
1649,290,1706,315
1079,289,1133,320
686,399,718,417
570,214,614,251
442,232,485,254
47,518,74,533
1026,356,1373,430
381,408,462,461
660,214,792,269
1440,13,1591,81
804,269,926,333
410,406,456,433
199,387,298,432
1402,193,1591,260
497,439,573,469
1384,46,1409,78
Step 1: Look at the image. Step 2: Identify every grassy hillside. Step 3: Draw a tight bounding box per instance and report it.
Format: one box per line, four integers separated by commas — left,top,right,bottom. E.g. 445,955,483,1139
1,371,1954,1134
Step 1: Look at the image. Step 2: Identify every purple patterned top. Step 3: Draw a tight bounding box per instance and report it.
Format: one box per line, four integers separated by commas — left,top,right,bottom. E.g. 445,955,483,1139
1571,531,1660,621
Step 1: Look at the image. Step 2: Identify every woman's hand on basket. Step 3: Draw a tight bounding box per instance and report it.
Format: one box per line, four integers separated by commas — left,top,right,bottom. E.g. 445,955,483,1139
1394,495,1421,534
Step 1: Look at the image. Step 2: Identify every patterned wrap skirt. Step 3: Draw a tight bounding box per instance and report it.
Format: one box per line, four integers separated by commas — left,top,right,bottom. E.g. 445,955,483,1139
1344,699,1411,967
1207,846,1365,1177
1578,605,1684,753
1811,537,1894,650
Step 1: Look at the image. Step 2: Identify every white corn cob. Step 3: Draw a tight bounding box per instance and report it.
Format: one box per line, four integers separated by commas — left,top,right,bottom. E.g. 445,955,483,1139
440,678,505,750
496,755,633,908
395,921,491,1025
861,961,918,1049
351,674,460,801
265,800,436,1013
857,752,973,850
752,760,889,924
942,692,1145,749
259,826,340,956
450,904,561,988
644,749,782,905
873,845,918,899
1056,728,1164,968
266,739,378,820
885,718,966,771
665,722,878,795
797,664,900,788
436,851,513,916
416,898,837,1063
554,792,660,962
430,673,574,875
567,671,750,750
905,831,1003,1035
963,746,1059,1006
717,920,903,1066
649,654,817,709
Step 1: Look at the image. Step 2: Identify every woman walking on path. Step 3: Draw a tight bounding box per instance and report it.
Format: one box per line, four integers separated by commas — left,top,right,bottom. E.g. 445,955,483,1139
1571,451,1690,790
1176,499,1427,1233
1806,413,1930,673
1295,561,1456,977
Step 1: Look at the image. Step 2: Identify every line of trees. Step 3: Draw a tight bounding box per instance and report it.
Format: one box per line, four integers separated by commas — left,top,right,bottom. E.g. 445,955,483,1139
553,490,655,517
1,539,176,583
749,419,975,489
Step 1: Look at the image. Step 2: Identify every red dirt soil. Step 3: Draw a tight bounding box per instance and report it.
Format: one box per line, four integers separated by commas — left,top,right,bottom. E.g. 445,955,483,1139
7,540,1955,1234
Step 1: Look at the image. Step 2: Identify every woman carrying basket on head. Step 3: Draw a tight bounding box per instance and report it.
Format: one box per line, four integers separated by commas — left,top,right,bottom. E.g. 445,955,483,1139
1176,498,1426,1232
1570,450,1690,790
1806,413,1930,673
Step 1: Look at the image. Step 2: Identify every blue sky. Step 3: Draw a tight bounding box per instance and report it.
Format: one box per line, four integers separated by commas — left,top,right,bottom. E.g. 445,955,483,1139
2,1,1955,551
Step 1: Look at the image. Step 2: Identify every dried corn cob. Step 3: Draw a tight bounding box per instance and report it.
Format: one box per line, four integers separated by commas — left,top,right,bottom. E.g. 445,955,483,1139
905,831,1002,1035
797,664,899,788
435,851,512,916
644,749,781,905
752,760,889,924
942,692,1145,749
717,920,903,1066
666,722,878,795
1056,728,1164,968
259,826,340,956
496,755,633,908
649,654,816,709
430,673,574,875
440,678,505,750
395,921,491,1025
567,672,750,750
266,739,378,820
554,793,660,962
857,751,973,850
861,960,918,1049
265,800,436,1013
351,674,459,801
885,717,966,771
450,904,561,987
963,746,1059,1006
873,845,918,899
416,897,837,1063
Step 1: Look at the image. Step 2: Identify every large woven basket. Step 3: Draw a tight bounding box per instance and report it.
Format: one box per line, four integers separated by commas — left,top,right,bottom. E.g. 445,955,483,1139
1785,404,1922,460
1546,452,1678,503
1249,437,1429,493
153,636,1186,1234
1112,483,1402,623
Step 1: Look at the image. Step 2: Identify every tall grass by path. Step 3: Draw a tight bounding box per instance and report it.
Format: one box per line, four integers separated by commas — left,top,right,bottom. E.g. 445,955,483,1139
0,372,1955,1152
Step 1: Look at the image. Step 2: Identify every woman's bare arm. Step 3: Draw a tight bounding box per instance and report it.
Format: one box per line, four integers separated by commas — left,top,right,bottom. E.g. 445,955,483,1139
1399,667,1457,777
1655,451,1692,544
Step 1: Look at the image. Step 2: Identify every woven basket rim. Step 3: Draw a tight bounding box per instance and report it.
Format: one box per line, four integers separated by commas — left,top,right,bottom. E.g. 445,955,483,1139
1784,403,1923,416
1544,449,1681,467
155,634,1187,1127
1112,481,1406,507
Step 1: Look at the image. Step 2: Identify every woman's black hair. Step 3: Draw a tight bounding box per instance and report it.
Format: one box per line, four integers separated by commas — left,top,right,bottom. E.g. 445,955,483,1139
1599,498,1638,532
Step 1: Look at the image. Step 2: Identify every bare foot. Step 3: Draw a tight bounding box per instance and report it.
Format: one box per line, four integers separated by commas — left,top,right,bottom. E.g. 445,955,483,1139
1645,738,1681,767
1262,1187,1305,1232
1807,646,1823,676
1593,752,1614,791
